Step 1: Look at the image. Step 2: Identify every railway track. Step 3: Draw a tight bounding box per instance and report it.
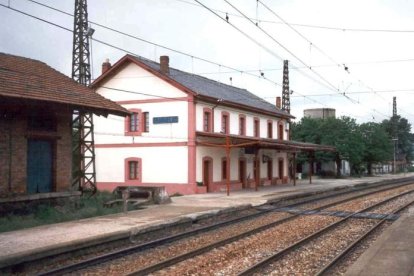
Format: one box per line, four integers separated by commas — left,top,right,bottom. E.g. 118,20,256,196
31,178,414,276
237,187,414,275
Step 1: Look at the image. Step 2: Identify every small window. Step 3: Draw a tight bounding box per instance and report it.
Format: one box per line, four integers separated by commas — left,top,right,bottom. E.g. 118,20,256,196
239,115,246,136
221,112,229,134
267,121,273,138
125,109,142,136
278,123,284,140
203,111,212,132
129,112,139,132
254,118,260,137
128,161,138,180
222,158,228,180
143,112,149,132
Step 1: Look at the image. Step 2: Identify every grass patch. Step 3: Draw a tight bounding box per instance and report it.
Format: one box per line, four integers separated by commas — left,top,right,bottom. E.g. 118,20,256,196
0,191,126,233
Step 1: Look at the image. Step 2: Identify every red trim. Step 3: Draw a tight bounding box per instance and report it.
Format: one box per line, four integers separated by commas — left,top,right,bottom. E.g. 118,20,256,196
96,142,187,148
188,95,196,188
221,111,230,134
254,117,260,138
239,114,246,136
196,95,294,120
116,97,189,105
92,55,195,97
125,108,142,136
124,157,142,184
267,119,273,139
203,107,213,132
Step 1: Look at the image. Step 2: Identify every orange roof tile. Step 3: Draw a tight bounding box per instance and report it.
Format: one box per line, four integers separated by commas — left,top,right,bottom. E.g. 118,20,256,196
0,53,128,117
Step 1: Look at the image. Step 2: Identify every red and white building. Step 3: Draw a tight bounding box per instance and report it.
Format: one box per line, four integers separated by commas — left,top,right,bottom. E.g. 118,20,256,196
92,55,333,195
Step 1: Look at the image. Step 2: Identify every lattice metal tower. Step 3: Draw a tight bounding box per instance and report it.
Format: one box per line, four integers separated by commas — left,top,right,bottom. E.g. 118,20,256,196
393,96,397,117
282,60,290,114
71,0,96,194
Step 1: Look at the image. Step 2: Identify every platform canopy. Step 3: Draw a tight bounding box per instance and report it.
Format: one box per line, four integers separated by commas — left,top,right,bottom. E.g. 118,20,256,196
196,131,336,153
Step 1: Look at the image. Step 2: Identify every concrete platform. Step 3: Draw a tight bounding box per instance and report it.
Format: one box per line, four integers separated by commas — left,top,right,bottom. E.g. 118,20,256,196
0,173,413,270
345,208,414,276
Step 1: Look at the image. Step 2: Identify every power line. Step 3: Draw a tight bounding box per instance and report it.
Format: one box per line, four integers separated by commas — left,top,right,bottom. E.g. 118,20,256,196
220,0,359,103
0,2,393,120
1,2,329,109
22,0,284,87
172,0,414,33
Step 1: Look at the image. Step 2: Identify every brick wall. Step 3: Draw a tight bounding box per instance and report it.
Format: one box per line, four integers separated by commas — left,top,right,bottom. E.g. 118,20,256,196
0,108,73,198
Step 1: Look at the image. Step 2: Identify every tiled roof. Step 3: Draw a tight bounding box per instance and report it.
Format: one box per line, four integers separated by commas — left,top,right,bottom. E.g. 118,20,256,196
0,53,128,116
128,55,292,118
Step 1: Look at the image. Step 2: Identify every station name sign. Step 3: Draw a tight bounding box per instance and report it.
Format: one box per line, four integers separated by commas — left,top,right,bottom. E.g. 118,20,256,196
153,116,179,124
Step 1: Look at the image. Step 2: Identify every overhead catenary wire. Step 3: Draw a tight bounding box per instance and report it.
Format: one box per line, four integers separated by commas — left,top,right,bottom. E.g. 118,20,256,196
1,1,328,108
220,0,393,119
219,0,358,102
172,0,414,33
0,2,396,121
21,0,284,88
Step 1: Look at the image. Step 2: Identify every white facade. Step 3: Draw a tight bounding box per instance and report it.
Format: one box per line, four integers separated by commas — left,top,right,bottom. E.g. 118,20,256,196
93,56,292,195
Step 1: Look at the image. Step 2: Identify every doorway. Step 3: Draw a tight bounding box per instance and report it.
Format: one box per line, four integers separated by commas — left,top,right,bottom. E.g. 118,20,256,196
203,157,213,192
27,139,53,193
278,159,284,182
239,158,246,188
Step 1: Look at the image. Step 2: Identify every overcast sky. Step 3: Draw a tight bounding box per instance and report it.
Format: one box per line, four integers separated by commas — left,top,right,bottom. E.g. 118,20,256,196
1,0,414,126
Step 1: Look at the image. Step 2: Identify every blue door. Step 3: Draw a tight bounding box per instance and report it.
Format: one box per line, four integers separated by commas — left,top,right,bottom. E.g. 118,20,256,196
27,140,53,193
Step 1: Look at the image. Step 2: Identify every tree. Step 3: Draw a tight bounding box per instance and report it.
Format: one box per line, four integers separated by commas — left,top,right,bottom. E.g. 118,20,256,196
292,116,365,177
382,115,414,165
360,122,393,175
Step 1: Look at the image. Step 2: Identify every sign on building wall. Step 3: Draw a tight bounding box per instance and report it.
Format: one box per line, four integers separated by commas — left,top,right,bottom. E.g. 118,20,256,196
153,116,179,124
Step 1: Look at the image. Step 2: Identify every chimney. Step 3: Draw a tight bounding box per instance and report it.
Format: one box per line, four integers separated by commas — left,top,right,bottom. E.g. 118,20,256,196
160,55,170,74
276,97,281,109
102,58,111,74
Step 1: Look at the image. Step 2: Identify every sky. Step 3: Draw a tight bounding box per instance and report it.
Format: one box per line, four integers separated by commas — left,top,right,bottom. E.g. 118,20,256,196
1,0,414,126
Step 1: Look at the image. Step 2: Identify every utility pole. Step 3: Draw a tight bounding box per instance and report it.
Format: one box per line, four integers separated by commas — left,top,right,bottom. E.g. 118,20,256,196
282,60,290,114
71,0,97,194
392,96,397,117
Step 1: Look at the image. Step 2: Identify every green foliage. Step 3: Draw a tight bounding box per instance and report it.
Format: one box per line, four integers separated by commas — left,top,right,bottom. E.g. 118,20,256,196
292,115,413,176
360,122,393,174
0,191,123,233
381,115,414,163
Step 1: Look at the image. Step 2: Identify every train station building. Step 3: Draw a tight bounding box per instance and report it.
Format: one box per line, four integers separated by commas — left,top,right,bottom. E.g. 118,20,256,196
92,54,334,195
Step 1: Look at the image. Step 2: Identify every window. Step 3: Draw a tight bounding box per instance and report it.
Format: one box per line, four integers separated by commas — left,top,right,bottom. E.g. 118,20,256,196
125,109,142,136
143,112,149,132
203,108,212,132
239,115,246,135
278,123,284,140
267,120,273,138
125,157,142,183
128,161,138,180
222,158,228,180
254,118,260,138
129,112,139,132
221,112,230,134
